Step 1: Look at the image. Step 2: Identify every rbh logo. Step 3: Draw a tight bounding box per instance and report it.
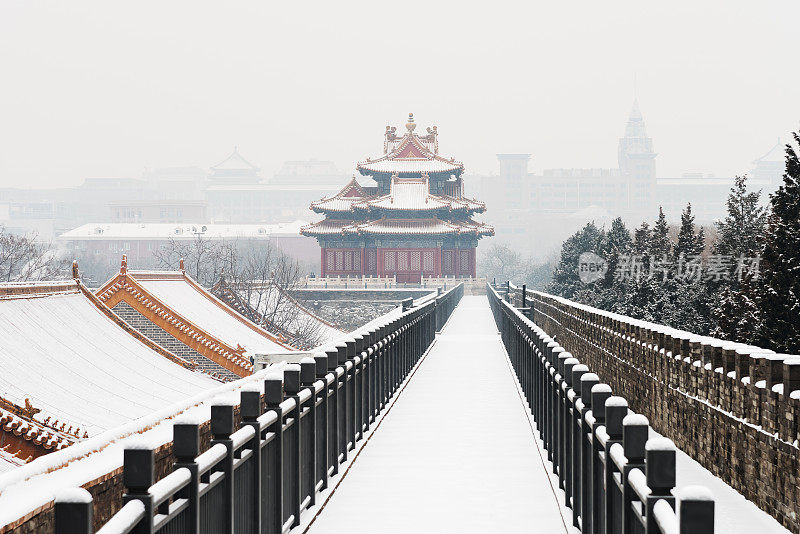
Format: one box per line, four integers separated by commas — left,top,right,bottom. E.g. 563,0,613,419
578,252,608,284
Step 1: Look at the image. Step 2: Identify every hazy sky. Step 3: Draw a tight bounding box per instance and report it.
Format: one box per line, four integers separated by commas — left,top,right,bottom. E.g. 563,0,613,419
1,1,798,188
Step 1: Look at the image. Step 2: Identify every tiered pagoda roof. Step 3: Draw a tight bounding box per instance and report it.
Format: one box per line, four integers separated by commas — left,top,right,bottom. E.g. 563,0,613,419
302,173,492,238
357,113,464,177
352,175,485,213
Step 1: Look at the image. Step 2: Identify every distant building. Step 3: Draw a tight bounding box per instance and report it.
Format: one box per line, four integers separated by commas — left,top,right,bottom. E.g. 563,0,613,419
58,221,319,268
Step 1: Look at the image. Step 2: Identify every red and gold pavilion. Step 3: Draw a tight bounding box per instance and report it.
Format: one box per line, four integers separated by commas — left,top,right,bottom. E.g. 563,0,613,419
302,114,493,282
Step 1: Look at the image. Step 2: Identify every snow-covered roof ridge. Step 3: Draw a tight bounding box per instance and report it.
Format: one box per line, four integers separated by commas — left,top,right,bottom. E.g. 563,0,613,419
356,114,464,177
95,258,296,377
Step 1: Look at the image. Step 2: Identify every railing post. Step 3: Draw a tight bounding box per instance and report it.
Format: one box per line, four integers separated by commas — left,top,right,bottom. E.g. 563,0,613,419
605,397,628,534
211,397,235,534
265,375,284,534
173,417,201,534
315,352,330,491
645,438,676,533
301,357,317,507
241,383,263,533
55,488,93,534
284,364,302,528
580,372,599,534
122,441,155,534
591,383,612,533
336,341,349,461
678,486,714,534
561,356,579,504
325,346,339,475
622,414,648,534
571,363,588,527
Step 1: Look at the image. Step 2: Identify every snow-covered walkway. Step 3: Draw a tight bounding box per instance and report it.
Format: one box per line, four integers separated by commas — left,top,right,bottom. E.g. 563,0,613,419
306,296,568,533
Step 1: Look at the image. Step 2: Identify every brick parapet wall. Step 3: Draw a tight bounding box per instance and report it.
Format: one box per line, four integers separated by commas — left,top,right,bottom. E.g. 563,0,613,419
520,290,800,532
111,301,238,382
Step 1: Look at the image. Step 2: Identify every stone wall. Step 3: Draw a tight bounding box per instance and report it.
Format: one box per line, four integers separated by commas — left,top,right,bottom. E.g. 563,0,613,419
519,289,800,533
111,301,238,381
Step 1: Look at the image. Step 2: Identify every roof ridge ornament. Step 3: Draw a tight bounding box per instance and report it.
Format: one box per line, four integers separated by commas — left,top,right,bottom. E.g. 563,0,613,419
120,254,127,275
406,112,416,133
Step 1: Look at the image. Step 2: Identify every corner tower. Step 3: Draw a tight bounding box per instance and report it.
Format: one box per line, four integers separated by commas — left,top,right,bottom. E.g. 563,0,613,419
302,114,493,282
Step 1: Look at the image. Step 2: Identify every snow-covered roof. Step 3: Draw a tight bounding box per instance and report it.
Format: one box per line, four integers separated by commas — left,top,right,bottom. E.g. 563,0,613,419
214,279,343,350
310,177,369,213
752,139,784,163
211,148,259,172
96,260,293,377
0,280,217,457
300,219,353,236
356,114,464,177
135,276,290,355
352,175,485,213
342,217,494,236
58,221,309,241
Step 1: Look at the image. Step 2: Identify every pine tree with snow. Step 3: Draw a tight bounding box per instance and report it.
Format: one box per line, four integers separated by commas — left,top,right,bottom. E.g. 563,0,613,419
548,222,605,300
709,174,766,341
650,207,671,260
759,133,800,352
713,175,766,257
675,203,704,258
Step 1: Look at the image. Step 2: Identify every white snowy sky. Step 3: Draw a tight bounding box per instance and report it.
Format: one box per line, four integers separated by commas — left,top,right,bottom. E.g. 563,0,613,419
0,0,798,187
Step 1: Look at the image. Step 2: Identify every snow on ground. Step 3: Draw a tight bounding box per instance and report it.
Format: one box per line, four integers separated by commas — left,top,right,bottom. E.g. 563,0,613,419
307,296,568,533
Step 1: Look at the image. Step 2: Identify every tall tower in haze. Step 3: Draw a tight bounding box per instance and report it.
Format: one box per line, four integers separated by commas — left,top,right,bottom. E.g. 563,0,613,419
618,100,657,211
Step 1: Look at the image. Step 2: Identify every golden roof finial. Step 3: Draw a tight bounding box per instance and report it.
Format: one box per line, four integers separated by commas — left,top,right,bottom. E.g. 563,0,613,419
406,112,416,133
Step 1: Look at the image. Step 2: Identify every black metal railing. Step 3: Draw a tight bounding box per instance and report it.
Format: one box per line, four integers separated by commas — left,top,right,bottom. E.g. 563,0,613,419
54,284,464,534
488,283,714,534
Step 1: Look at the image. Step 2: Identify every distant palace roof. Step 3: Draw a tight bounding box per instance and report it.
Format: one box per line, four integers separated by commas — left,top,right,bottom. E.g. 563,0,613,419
96,257,295,378
211,147,260,172
59,221,309,241
356,114,465,177
0,275,217,468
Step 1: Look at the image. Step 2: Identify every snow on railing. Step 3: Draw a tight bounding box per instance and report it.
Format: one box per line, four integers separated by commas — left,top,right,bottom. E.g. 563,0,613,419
487,282,715,534
51,284,466,534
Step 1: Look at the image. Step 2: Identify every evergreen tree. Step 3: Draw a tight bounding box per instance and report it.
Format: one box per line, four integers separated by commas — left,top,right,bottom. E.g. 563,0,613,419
759,133,800,352
674,203,704,258
650,207,671,260
713,175,766,257
709,174,766,342
548,222,605,300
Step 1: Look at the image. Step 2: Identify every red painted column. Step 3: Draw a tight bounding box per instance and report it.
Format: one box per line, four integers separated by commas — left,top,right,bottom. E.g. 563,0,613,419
471,248,476,278
320,247,326,277
360,247,365,277
377,247,384,278
435,247,442,277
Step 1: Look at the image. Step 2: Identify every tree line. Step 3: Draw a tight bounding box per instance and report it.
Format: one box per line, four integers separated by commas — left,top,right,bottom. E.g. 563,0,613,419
547,131,800,353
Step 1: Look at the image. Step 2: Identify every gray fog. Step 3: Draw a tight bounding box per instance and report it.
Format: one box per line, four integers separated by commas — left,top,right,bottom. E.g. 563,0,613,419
1,0,798,187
